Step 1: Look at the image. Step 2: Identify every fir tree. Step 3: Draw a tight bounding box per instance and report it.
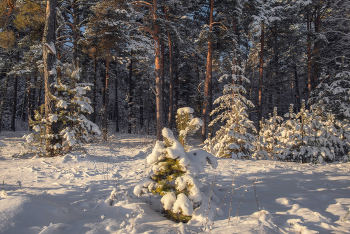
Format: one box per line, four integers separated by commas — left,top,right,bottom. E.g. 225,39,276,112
23,67,100,156
205,75,256,159
134,127,217,223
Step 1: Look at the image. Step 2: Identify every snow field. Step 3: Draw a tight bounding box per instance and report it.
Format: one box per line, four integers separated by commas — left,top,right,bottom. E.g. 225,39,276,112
0,131,349,233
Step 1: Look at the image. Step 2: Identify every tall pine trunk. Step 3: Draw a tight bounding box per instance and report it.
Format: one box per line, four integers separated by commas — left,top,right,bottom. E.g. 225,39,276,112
43,0,58,156
91,53,97,123
154,0,163,140
307,11,312,98
258,22,264,132
102,52,110,141
114,62,119,132
313,8,320,90
11,75,18,131
0,64,10,133
201,0,214,143
128,51,133,134
166,12,174,130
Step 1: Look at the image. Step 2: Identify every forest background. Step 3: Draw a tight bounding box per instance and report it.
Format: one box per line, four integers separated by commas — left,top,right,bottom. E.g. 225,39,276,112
0,0,349,157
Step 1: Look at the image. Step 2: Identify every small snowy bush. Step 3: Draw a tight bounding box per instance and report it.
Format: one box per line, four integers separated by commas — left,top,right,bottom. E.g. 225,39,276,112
134,128,217,223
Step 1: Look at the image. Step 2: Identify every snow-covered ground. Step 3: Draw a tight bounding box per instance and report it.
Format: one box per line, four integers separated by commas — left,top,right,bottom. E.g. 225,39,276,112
0,131,350,234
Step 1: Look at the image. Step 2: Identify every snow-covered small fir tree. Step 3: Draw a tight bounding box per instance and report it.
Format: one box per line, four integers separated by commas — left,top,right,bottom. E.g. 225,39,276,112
253,107,283,160
274,100,346,163
175,107,203,149
23,67,100,156
205,76,256,159
134,128,217,223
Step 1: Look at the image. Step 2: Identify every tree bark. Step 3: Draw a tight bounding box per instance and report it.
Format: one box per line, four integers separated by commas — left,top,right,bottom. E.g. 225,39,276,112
166,12,174,130
294,64,301,111
201,0,214,143
128,51,133,134
114,62,119,132
313,8,320,90
0,64,10,133
153,0,163,140
258,22,264,133
307,10,312,98
72,0,79,71
11,75,18,131
43,0,58,156
91,52,97,123
102,51,110,141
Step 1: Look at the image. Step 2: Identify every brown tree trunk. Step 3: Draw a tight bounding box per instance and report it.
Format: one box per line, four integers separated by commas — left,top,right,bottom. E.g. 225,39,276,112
313,9,320,90
201,0,214,143
166,13,174,130
0,65,10,133
174,65,179,119
114,62,119,132
72,0,79,71
128,51,133,134
154,0,163,140
11,75,18,131
294,64,301,111
258,22,264,132
161,43,166,126
307,11,312,98
91,53,97,123
43,0,58,156
102,51,110,141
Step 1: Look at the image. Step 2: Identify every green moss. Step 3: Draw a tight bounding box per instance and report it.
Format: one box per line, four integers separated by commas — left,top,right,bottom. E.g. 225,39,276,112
164,209,192,223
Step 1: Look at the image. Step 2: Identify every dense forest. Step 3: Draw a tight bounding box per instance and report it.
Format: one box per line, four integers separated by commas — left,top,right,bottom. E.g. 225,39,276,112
0,0,349,162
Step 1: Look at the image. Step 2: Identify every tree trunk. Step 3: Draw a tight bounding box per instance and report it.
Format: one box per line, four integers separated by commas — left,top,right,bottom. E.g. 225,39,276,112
294,64,301,111
0,65,10,133
161,43,166,126
307,11,312,98
11,75,18,131
201,0,214,143
166,13,174,130
72,0,79,71
91,53,97,123
114,62,119,132
313,8,320,90
153,0,163,140
21,80,27,122
43,0,58,156
128,51,133,134
140,97,144,130
102,52,110,141
258,22,264,132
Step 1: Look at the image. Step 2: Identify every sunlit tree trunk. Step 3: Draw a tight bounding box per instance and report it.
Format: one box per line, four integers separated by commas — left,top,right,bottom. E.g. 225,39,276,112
43,0,58,156
154,0,163,140
258,22,264,133
201,0,214,143
102,50,110,141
